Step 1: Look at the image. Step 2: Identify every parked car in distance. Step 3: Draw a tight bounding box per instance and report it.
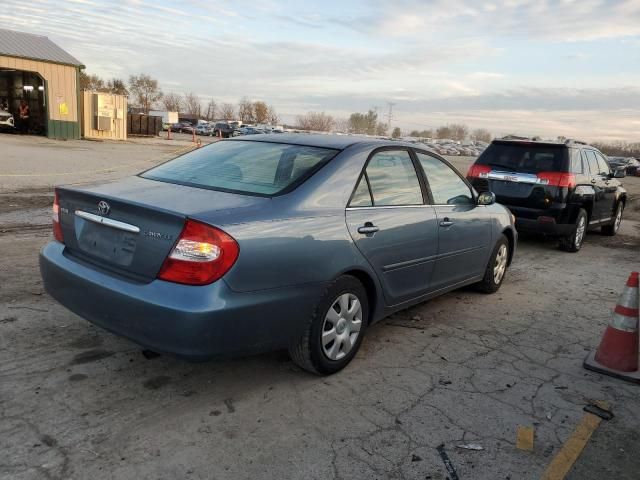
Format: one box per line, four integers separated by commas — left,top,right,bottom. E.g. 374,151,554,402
40,135,517,374
212,122,236,138
608,157,640,177
195,125,211,136
467,138,626,252
0,109,14,128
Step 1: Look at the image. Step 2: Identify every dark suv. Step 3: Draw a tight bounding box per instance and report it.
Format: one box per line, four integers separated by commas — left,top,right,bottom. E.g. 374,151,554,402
467,139,626,252
212,122,236,138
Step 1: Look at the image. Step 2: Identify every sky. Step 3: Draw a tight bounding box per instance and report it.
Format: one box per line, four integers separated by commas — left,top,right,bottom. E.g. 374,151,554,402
2,0,639,141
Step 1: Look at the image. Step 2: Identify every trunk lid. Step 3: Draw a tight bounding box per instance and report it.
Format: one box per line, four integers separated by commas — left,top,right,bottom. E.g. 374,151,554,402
57,176,268,281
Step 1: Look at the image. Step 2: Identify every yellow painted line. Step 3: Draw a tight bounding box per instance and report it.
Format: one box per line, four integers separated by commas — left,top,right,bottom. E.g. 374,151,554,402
540,406,607,480
516,425,535,451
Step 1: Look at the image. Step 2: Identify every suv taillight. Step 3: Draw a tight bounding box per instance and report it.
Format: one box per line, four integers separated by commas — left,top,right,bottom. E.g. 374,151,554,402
52,190,64,243
157,219,239,286
467,164,491,179
537,172,576,189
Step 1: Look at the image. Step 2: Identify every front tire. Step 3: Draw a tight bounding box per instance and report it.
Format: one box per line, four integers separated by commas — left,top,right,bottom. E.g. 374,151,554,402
475,234,509,293
559,208,587,252
289,275,368,375
601,202,623,236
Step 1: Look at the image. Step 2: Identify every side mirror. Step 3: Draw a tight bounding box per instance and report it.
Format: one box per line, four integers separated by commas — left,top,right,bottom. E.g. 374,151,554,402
477,191,496,206
613,168,626,178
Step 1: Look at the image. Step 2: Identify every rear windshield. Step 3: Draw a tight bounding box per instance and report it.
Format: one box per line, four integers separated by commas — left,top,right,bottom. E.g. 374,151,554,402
142,140,339,196
476,142,568,173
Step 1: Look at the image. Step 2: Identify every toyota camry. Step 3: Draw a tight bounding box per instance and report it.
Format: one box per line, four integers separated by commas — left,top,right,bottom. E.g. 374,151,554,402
40,135,517,374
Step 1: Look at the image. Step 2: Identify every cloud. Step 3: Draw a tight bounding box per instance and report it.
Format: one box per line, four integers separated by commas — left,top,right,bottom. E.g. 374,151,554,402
0,0,638,141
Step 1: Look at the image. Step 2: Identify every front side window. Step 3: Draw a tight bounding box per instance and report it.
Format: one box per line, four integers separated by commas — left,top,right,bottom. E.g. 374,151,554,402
364,150,423,206
417,152,474,205
583,150,600,177
142,140,338,196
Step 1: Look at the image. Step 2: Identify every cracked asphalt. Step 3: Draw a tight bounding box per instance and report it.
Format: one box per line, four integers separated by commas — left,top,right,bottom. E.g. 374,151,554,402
1,134,640,479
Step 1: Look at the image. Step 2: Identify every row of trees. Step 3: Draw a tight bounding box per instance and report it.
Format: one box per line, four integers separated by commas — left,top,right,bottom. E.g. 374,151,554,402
80,72,280,124
408,125,492,142
592,141,640,158
295,109,400,137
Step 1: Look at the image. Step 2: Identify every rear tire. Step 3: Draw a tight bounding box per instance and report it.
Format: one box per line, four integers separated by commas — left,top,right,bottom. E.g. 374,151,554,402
475,234,509,294
559,208,587,252
289,275,368,375
601,202,623,236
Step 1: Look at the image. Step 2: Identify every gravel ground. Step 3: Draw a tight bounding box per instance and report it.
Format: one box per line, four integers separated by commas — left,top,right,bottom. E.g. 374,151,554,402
1,134,639,480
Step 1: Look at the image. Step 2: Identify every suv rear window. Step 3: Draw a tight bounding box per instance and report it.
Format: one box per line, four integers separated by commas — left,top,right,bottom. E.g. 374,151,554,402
142,140,338,196
476,142,568,173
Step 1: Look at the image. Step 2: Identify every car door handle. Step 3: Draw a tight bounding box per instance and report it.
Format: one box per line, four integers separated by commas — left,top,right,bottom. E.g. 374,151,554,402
439,217,454,227
357,223,379,234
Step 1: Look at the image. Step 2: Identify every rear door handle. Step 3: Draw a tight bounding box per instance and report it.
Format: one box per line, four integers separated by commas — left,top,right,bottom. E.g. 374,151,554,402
357,223,379,235
439,217,454,227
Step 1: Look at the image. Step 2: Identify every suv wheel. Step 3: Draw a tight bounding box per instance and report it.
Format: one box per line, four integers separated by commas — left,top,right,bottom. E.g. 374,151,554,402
475,234,509,293
289,275,368,375
601,202,623,236
559,208,587,252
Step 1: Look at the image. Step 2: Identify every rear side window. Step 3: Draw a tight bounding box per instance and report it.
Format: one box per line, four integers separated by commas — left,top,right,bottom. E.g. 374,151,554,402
142,141,338,196
569,148,583,174
477,142,568,173
362,150,423,206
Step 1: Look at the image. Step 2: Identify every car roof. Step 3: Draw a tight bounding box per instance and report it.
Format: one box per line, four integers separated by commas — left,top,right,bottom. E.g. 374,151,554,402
227,133,394,150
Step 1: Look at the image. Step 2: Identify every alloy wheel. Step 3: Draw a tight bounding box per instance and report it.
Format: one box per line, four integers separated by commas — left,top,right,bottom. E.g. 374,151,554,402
575,216,586,247
493,244,508,284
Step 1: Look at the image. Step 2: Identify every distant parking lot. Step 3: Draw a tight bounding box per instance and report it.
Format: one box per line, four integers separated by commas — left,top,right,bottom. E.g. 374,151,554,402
1,134,640,479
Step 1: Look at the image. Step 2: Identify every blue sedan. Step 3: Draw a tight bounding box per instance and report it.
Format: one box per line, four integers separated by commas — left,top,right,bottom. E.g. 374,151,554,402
40,135,517,374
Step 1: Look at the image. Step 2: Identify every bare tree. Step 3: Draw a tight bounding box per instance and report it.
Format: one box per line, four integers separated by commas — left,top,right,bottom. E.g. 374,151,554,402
253,101,269,124
333,118,350,133
436,125,452,139
219,103,236,121
376,123,389,136
238,97,254,123
391,127,401,138
470,128,492,143
449,123,469,141
296,112,335,131
183,92,202,117
162,92,183,112
348,110,379,135
267,105,280,125
106,78,128,96
80,72,104,91
409,129,433,138
128,74,163,113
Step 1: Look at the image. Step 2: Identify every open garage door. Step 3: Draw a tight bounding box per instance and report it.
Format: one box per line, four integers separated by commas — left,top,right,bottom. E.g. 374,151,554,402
0,68,47,136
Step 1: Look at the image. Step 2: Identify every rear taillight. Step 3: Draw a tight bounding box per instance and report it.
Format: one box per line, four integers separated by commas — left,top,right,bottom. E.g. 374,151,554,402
467,164,491,179
52,190,64,243
157,219,239,286
537,172,576,189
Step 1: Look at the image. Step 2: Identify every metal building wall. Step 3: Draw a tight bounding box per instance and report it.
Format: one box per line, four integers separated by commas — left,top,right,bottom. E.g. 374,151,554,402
0,55,80,139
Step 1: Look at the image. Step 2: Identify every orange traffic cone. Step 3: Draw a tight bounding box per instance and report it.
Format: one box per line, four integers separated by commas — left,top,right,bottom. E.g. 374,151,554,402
584,272,640,384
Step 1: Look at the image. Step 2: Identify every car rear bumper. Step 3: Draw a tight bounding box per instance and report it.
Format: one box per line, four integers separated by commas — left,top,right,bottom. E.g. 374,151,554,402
514,216,574,235
40,241,324,361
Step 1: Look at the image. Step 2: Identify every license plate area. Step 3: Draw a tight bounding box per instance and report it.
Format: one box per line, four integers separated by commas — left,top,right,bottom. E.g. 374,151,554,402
75,218,138,266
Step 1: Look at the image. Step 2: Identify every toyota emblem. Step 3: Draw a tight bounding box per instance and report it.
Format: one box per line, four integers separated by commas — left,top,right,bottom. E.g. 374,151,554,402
97,200,110,216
